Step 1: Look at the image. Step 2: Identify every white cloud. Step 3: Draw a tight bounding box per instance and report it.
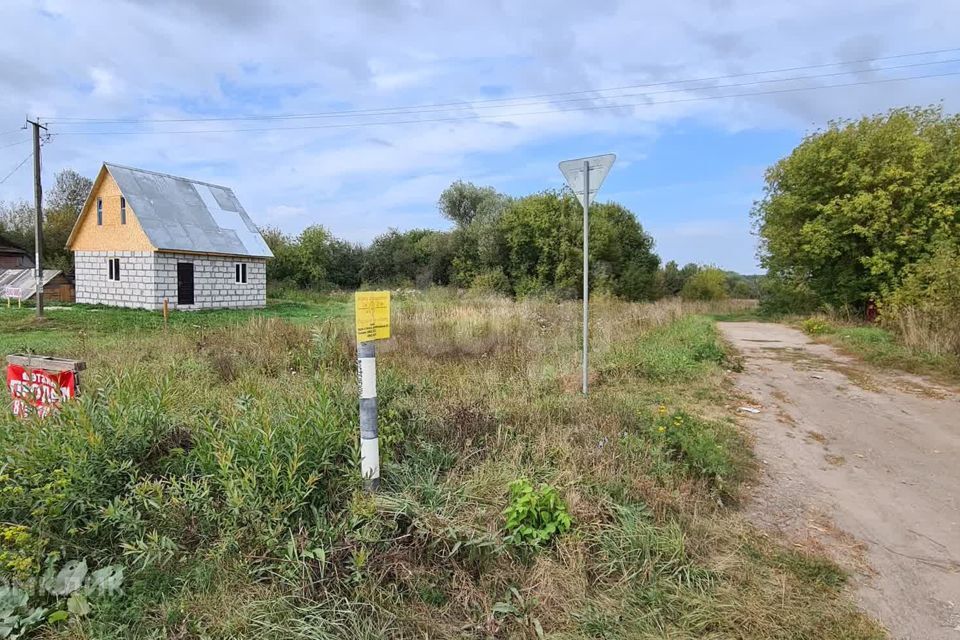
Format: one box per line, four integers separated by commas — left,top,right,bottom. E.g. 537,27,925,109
89,67,119,98
0,0,958,272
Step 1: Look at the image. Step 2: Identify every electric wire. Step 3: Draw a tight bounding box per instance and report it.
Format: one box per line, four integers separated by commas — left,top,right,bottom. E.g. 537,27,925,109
46,69,960,137
0,152,33,185
0,139,30,150
42,46,960,125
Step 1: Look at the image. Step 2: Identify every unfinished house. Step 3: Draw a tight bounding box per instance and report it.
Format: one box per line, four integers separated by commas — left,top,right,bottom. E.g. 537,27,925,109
66,163,273,310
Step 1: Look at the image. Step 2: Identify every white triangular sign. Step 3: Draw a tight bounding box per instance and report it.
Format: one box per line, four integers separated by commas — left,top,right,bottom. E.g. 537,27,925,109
559,153,616,207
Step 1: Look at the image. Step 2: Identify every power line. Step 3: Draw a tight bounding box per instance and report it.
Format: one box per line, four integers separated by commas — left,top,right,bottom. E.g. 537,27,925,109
0,152,33,185
42,46,960,125
0,139,30,150
47,69,960,138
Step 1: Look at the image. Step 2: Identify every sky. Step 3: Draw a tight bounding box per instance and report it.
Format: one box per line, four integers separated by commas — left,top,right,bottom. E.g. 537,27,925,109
1,1,959,274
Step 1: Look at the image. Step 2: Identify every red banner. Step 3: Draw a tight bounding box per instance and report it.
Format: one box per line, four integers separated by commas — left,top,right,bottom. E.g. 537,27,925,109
6,364,76,418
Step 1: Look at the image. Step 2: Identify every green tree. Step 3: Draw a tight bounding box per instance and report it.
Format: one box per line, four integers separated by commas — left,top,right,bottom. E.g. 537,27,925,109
724,271,760,298
498,191,660,300
260,226,301,286
0,200,33,252
360,228,449,287
261,224,357,290
0,169,92,274
753,106,960,310
498,192,582,296
887,235,960,311
681,267,729,301
46,169,93,273
325,239,364,290
660,261,701,296
438,180,508,227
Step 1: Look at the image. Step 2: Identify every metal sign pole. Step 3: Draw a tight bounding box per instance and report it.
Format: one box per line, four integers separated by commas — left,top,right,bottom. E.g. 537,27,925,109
582,160,590,396
355,290,390,491
558,153,615,397
358,340,380,491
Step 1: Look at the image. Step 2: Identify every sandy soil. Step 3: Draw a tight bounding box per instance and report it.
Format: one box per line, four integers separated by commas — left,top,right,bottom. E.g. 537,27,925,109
718,322,960,640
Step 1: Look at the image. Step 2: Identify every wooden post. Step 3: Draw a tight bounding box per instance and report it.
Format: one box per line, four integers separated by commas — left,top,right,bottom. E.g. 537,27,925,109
26,118,47,320
162,297,169,328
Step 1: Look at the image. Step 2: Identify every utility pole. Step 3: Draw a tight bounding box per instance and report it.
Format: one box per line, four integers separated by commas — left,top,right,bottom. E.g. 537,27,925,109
26,117,46,319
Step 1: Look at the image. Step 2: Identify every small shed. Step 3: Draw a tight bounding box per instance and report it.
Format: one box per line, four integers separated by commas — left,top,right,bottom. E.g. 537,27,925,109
0,235,32,269
65,163,273,311
0,269,75,303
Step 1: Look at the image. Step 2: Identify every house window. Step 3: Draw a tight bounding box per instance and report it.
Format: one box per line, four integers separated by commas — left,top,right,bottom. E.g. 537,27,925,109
97,198,103,225
120,197,126,224
235,263,247,284
107,258,120,281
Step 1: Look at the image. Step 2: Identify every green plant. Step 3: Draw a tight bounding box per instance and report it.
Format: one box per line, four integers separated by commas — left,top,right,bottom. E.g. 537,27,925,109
610,315,726,382
801,317,832,336
681,267,729,301
651,410,747,495
502,479,572,547
0,558,123,639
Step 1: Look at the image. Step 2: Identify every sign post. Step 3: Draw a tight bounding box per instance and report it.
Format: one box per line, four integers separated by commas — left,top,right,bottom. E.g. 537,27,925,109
354,290,391,491
3,287,23,308
559,153,616,395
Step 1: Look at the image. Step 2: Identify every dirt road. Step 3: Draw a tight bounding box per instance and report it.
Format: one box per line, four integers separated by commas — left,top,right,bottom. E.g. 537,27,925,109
718,322,960,640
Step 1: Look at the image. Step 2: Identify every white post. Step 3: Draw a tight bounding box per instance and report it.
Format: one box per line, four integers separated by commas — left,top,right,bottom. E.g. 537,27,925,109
582,159,590,395
358,341,380,490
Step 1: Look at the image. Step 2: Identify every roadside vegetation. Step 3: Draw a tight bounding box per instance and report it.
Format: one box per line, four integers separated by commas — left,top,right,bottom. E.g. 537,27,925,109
799,316,960,383
0,295,880,638
753,106,960,377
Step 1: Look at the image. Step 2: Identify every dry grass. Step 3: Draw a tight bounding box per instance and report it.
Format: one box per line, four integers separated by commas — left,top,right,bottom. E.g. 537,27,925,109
883,305,960,357
0,292,882,639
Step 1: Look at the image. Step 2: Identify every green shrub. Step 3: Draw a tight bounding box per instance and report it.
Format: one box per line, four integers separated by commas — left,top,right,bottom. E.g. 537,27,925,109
652,410,746,494
502,479,571,546
884,237,960,357
470,268,511,295
611,315,726,382
800,317,832,335
758,274,821,315
681,267,729,301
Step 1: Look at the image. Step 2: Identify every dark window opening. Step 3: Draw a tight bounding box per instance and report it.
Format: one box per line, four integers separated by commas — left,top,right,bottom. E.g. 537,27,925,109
97,198,103,225
120,196,126,224
108,257,120,281
235,263,247,284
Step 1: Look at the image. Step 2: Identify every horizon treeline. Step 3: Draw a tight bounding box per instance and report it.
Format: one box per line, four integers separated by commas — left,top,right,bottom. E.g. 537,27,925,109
261,181,758,301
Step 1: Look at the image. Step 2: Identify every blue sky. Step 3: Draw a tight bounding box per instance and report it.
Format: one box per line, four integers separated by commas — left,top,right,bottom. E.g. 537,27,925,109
2,0,960,274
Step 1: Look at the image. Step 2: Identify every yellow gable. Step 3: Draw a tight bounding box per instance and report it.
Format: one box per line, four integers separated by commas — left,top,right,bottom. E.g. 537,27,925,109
68,168,155,252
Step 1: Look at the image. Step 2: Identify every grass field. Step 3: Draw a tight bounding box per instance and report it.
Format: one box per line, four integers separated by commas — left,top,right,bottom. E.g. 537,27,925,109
0,294,881,638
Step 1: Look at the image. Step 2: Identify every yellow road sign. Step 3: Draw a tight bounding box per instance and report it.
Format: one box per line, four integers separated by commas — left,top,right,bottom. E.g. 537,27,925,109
355,291,391,342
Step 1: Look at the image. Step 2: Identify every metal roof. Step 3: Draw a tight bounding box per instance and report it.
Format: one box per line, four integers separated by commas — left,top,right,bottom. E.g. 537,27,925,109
0,269,62,300
104,163,273,258
0,235,29,255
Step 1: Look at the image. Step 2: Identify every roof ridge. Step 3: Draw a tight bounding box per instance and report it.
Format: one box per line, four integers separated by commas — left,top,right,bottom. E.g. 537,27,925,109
104,162,234,191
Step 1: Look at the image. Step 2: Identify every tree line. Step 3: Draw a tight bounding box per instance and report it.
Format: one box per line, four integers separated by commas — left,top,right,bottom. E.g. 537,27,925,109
262,181,756,301
1,171,758,302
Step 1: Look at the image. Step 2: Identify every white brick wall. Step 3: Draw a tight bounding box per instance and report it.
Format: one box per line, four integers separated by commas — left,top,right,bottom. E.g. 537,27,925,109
74,251,267,311
155,252,266,311
74,251,158,308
